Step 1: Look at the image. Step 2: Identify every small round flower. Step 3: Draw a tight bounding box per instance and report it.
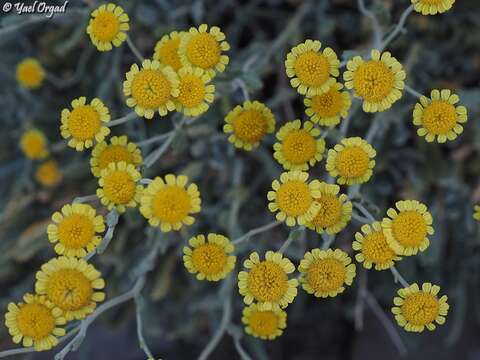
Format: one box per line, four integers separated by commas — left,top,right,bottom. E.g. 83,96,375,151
179,24,230,77
5,294,66,351
304,82,351,126
267,171,321,227
35,160,62,188
223,100,276,150
16,58,44,89
20,129,48,160
174,66,215,116
183,233,236,281
413,89,467,143
411,0,455,15
353,221,401,270
306,182,352,235
474,205,480,221
242,304,287,340
153,31,184,71
35,257,105,321
344,49,406,112
86,3,129,51
47,203,105,258
90,135,143,178
298,248,356,298
140,174,201,232
326,137,376,185
273,120,325,171
123,59,179,119
382,200,434,256
238,251,298,309
392,283,449,332
285,39,340,96
97,161,143,213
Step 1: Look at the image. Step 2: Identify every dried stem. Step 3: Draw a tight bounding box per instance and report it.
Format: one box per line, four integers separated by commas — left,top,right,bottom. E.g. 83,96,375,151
232,221,282,245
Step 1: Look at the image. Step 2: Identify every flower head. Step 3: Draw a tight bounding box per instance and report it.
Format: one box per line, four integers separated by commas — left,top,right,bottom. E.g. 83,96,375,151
174,66,215,116
16,58,44,89
223,100,276,150
285,40,339,96
298,248,356,298
304,82,351,126
326,137,376,185
474,205,480,221
35,160,63,188
392,283,449,332
344,49,406,112
86,3,129,51
183,233,236,281
242,303,287,340
153,31,184,71
411,0,455,15
140,174,201,232
273,120,325,171
238,251,298,309
413,89,467,143
20,129,48,160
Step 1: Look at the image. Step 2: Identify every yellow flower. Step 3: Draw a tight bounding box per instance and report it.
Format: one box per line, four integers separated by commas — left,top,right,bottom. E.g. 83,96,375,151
306,182,352,235
35,257,105,321
183,233,236,281
411,0,455,15
20,129,48,160
35,160,62,188
47,203,105,258
242,303,287,340
344,49,406,112
304,82,351,126
413,89,467,143
5,294,66,351
153,31,184,71
474,205,480,221
298,248,356,298
179,24,230,77
285,39,339,96
140,174,201,232
123,59,179,119
16,58,44,89
223,100,276,150
273,120,325,171
392,283,449,332
352,221,401,270
97,161,143,213
326,137,376,185
60,96,111,151
267,171,321,227
382,200,434,256
238,251,298,309
86,3,129,51
174,66,215,117
90,135,143,178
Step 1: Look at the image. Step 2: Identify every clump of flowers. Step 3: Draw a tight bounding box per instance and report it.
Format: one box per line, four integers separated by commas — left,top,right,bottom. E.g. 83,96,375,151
86,3,129,51
35,160,63,188
174,66,215,116
411,0,455,15
474,205,480,221
20,129,48,160
304,82,351,126
16,58,45,89
242,304,287,340
153,31,184,71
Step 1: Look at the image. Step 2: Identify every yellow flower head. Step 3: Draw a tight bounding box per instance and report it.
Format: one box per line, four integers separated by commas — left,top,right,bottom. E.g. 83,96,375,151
179,24,230,77
140,174,201,232
35,160,62,188
223,100,276,150
474,205,480,221
353,221,401,270
413,89,467,143
86,3,129,51
35,257,105,321
123,59,179,119
242,303,287,340
267,171,321,227
153,31,184,71
238,251,298,309
97,161,143,213
304,82,351,127
298,248,356,298
183,233,236,281
382,200,434,256
16,58,44,89
344,49,406,113
5,294,66,351
392,283,449,332
411,0,455,15
326,137,376,185
174,66,215,117
20,129,48,160
273,120,325,171
47,203,106,258
306,182,352,235
285,39,340,96
90,135,143,178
